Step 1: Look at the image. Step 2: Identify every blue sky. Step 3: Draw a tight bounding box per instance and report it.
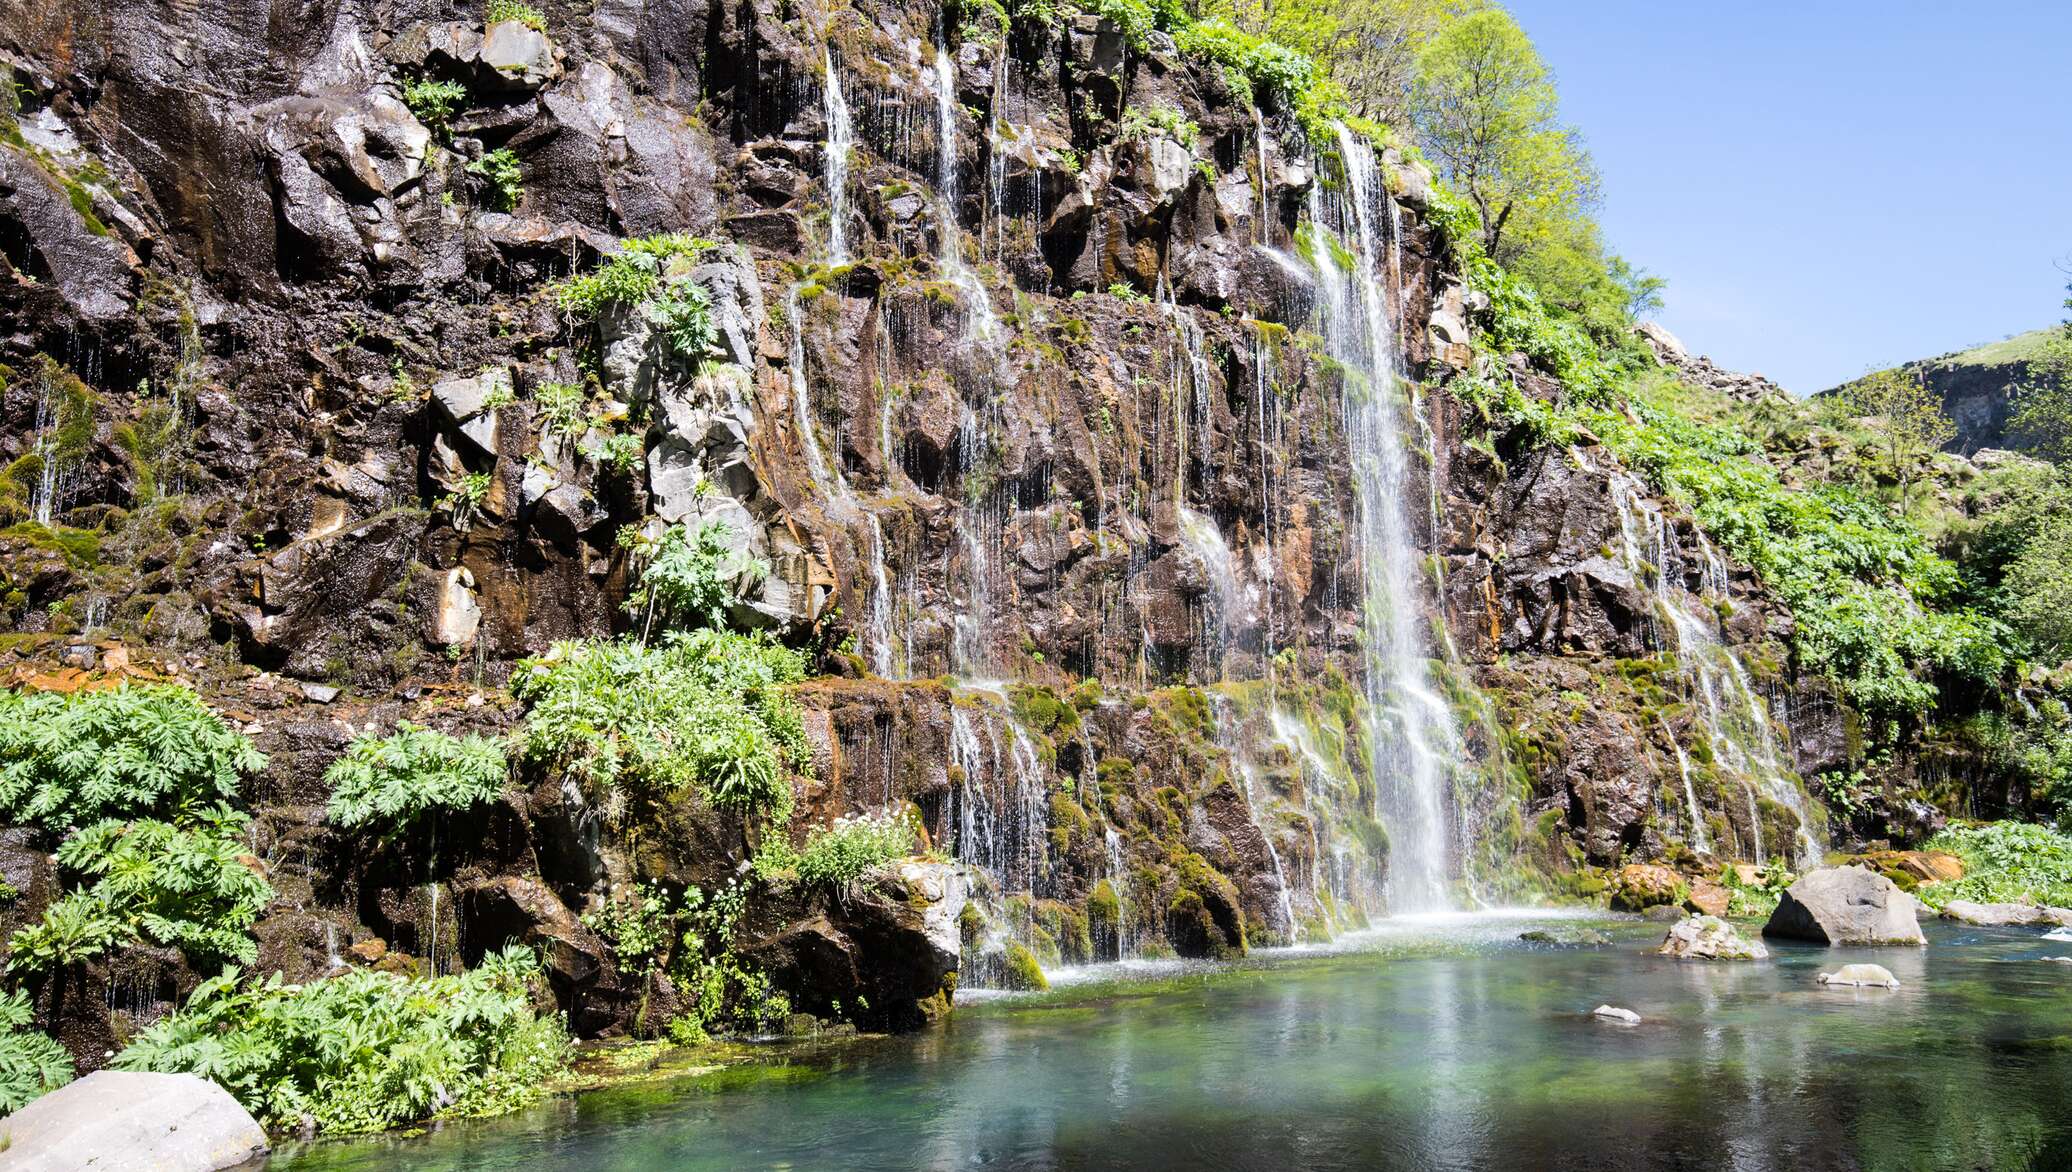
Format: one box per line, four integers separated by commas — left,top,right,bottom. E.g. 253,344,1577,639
1502,1,2072,393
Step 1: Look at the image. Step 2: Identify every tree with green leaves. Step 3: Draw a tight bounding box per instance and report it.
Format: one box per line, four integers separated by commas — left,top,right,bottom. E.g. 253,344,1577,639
1409,8,1597,262
2008,279,2072,465
1836,367,1958,511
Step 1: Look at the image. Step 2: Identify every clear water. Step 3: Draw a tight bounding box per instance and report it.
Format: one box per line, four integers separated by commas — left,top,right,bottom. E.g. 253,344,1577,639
268,916,2072,1171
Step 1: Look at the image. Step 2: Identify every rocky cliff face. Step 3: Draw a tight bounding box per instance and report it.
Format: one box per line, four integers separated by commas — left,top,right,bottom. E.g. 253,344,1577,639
0,0,1841,1058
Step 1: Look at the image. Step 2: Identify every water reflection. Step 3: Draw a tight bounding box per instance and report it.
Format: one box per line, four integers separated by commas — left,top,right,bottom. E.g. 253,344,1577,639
272,916,2072,1171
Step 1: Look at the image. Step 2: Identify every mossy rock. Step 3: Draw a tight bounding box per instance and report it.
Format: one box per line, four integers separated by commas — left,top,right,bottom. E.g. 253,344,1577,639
1000,941,1049,991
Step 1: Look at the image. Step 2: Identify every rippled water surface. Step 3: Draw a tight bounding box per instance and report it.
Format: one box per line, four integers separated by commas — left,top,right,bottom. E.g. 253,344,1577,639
270,913,2072,1171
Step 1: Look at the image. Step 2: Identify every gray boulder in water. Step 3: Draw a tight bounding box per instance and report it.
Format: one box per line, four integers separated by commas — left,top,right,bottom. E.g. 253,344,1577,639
0,1070,267,1170
1659,914,1769,960
1763,865,1927,946
1937,900,2072,928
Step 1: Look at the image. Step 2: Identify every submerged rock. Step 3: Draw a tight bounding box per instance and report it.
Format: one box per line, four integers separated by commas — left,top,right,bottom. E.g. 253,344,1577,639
1659,915,1768,960
1519,926,1612,947
0,1071,267,1170
1938,901,2072,928
1592,1005,1641,1024
1763,866,1926,946
1817,964,1900,988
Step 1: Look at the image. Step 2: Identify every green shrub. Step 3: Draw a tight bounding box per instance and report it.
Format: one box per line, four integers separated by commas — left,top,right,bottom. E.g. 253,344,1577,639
324,722,510,833
0,988,72,1112
650,281,715,359
552,235,715,318
622,520,761,636
10,813,274,972
484,0,545,31
114,946,569,1135
4,891,122,976
512,633,807,825
467,148,523,211
0,684,266,830
532,380,588,435
1917,821,2072,909
755,809,916,891
582,882,678,977
401,79,467,131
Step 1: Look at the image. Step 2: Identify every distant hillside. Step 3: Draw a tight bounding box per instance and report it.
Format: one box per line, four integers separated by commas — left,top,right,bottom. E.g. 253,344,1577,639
1824,327,2057,454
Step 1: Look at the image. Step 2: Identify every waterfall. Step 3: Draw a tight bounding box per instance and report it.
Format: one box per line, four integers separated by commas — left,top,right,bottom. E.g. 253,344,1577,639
822,47,855,266
1253,106,1273,247
1592,454,1821,865
787,286,843,497
1305,125,1461,913
931,48,996,341
30,377,61,525
1178,507,1251,682
1102,827,1133,959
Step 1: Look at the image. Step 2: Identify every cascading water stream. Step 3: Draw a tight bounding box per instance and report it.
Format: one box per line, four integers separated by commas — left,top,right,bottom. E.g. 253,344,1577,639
1305,125,1462,913
1590,452,1820,865
931,48,996,342
822,47,855,266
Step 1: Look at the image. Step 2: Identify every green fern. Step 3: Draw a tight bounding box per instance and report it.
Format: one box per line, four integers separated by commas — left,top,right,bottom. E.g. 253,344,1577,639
0,988,73,1112
0,684,266,830
10,812,274,972
325,722,510,833
512,633,807,825
114,945,568,1135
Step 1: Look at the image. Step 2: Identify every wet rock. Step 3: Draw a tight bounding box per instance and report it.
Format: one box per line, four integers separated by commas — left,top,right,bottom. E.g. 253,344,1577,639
457,875,613,1020
1592,1005,1641,1024
431,369,510,459
1763,866,1926,946
0,147,138,322
0,1070,267,1170
1817,963,1900,988
1608,863,1685,912
1000,940,1049,991
1659,915,1768,960
1937,901,2072,928
744,861,966,1031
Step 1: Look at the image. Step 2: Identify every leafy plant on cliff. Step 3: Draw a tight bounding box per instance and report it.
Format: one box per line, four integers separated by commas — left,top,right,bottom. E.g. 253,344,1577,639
466,148,524,212
552,234,716,318
582,878,787,1038
485,0,546,31
0,988,72,1112
754,809,918,893
650,281,715,359
1916,821,2072,910
10,812,275,973
513,633,807,825
400,79,468,132
114,946,570,1135
621,520,763,638
324,722,510,834
0,684,266,830
1589,381,2007,729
